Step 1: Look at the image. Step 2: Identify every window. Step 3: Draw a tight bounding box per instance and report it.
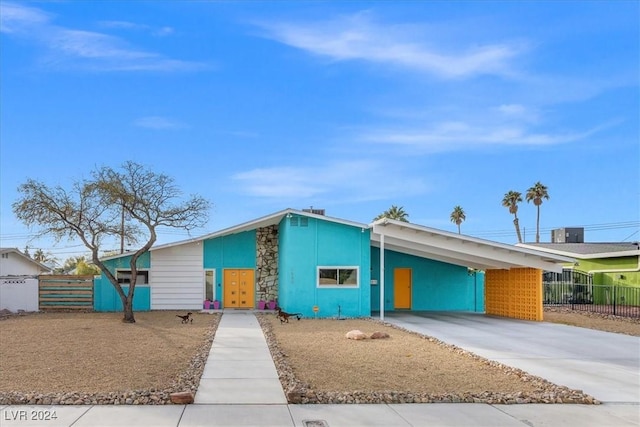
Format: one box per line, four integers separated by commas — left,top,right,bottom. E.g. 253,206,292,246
116,270,149,285
204,270,215,301
317,267,359,288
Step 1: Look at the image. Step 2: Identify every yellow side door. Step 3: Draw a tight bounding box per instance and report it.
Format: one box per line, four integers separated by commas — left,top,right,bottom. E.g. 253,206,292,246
394,268,412,309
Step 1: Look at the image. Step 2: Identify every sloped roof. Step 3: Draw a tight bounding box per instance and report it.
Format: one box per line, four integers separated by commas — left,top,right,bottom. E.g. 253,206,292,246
100,210,572,273
517,242,640,259
102,208,367,259
370,219,573,273
0,247,53,273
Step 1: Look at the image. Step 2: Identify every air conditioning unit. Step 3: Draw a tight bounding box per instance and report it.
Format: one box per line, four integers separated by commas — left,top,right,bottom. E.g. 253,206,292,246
551,227,584,243
302,208,325,216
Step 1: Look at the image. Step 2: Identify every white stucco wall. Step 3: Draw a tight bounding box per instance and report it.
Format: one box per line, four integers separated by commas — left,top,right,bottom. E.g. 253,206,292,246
0,277,39,312
0,253,44,276
150,242,204,310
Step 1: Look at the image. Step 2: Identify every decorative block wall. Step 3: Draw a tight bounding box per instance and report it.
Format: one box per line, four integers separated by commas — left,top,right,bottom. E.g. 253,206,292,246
485,268,543,321
256,225,279,303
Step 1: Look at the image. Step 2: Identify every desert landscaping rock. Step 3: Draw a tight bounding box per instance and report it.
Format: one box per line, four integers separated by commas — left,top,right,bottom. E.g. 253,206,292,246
258,314,601,405
2,308,632,406
370,331,390,339
0,312,220,405
345,329,367,340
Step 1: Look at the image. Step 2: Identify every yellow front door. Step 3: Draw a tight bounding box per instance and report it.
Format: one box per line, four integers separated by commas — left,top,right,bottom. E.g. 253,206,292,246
223,269,255,308
394,268,412,309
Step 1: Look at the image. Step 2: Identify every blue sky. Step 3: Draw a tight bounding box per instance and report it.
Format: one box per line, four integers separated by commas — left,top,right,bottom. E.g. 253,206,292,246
1,1,638,262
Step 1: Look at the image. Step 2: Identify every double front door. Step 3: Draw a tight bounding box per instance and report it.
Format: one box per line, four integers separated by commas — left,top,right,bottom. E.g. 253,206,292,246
223,269,255,308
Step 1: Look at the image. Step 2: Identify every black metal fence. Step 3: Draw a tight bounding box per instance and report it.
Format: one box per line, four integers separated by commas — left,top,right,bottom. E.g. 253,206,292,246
543,270,640,318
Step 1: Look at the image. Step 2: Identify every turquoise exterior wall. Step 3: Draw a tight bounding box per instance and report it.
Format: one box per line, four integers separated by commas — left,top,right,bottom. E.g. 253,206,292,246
370,247,485,312
203,230,257,305
94,252,151,311
278,215,371,318
94,278,151,311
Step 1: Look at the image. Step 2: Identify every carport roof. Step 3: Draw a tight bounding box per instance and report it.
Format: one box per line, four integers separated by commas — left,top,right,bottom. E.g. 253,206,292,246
370,218,573,273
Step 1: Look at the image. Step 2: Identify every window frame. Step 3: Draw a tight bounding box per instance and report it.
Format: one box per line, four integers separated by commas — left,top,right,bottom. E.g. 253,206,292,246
316,266,359,288
115,269,150,286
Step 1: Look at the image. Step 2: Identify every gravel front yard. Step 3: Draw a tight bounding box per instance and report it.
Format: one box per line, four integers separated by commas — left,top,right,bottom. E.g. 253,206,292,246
0,311,220,405
0,308,636,406
258,314,599,405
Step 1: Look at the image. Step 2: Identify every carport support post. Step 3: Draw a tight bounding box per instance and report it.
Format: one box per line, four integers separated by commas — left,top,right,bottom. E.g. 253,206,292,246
380,233,385,321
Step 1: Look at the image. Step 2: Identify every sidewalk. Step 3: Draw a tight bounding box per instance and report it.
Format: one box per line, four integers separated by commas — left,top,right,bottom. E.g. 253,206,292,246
1,311,638,427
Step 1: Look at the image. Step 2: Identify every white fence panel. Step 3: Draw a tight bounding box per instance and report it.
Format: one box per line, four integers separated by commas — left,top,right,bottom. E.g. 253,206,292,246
0,277,39,312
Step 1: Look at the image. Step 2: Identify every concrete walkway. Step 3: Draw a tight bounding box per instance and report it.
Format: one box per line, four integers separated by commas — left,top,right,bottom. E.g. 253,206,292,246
194,311,287,405
1,311,639,426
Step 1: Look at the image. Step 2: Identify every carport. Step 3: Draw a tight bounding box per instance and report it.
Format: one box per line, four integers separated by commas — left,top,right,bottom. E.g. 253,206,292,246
371,218,574,321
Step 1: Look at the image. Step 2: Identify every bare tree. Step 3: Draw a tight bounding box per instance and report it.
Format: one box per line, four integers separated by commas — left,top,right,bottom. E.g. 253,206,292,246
13,161,210,323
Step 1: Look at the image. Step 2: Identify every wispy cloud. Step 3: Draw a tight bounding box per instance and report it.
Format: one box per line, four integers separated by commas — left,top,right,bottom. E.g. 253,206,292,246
358,119,615,153
0,2,205,72
98,20,175,37
232,160,428,201
256,12,524,79
134,116,188,130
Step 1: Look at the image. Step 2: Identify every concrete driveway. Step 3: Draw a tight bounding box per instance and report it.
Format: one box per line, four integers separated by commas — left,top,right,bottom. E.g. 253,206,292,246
383,312,640,404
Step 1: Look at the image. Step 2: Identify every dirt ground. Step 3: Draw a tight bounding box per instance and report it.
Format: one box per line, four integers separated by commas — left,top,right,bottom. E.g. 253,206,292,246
0,308,635,404
262,315,582,402
543,308,640,336
0,311,216,395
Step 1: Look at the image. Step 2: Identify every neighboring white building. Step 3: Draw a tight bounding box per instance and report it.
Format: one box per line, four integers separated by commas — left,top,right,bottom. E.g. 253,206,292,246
0,248,52,277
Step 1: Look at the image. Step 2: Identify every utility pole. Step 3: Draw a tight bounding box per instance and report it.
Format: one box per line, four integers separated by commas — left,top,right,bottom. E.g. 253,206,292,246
120,203,125,254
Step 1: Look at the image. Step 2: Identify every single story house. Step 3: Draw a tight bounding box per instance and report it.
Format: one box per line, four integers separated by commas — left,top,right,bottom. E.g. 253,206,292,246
96,209,572,321
517,242,640,287
0,248,52,276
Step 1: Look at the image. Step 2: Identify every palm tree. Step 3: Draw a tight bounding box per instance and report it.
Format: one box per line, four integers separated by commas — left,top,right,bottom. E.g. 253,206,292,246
374,205,409,222
502,190,524,243
33,249,54,264
450,205,466,234
526,181,550,243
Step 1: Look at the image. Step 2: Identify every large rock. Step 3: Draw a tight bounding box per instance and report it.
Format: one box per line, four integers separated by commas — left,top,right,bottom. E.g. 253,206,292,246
370,331,390,339
345,330,367,340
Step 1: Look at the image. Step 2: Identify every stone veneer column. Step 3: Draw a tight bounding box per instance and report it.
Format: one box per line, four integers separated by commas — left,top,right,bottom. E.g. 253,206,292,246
256,225,279,303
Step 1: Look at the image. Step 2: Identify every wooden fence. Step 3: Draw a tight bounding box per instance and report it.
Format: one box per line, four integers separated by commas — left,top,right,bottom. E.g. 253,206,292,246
39,275,94,310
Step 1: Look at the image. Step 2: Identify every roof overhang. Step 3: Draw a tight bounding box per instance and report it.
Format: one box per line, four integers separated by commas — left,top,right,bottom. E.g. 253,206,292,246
371,219,573,273
517,243,640,260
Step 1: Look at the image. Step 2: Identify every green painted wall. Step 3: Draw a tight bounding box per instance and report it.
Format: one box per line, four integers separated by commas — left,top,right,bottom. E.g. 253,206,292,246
575,256,639,271
574,256,640,287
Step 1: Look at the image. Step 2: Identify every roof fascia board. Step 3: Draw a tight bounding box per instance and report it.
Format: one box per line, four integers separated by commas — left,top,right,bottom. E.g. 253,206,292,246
517,244,640,259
